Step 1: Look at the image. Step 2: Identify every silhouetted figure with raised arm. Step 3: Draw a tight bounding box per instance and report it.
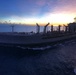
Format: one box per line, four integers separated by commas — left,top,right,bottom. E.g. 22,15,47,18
63,24,68,32
43,23,50,33
36,23,40,34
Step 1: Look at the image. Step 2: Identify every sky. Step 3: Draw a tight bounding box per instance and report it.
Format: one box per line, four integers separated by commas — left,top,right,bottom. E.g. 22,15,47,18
0,0,76,26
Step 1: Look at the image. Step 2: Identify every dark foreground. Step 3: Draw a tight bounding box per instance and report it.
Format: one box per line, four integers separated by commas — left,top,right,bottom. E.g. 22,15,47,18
0,40,76,75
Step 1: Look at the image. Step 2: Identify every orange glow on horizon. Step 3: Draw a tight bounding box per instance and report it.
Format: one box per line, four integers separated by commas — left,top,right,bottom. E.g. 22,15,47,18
0,13,75,26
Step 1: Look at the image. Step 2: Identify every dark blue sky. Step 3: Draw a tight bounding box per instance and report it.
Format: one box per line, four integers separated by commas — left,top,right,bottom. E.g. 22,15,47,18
0,0,55,16
0,0,76,25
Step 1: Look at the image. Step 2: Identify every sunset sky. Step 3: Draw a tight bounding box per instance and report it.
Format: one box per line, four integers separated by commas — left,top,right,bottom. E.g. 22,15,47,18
0,0,76,25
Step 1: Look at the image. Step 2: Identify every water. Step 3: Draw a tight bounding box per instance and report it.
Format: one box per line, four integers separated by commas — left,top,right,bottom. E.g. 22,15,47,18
0,40,76,75
0,23,63,32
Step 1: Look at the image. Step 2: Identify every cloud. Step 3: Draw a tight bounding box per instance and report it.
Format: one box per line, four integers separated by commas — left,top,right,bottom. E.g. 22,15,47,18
52,0,76,14
30,0,57,16
42,0,76,21
1,0,76,25
36,0,47,6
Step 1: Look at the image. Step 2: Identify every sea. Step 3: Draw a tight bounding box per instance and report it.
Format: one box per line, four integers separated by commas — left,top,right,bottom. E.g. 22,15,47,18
0,24,76,75
0,23,63,32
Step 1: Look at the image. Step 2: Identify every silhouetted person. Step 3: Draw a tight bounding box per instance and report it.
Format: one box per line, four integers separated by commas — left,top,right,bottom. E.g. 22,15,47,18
36,23,40,34
58,25,61,33
43,23,50,33
63,24,68,32
51,25,53,32
65,26,68,32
